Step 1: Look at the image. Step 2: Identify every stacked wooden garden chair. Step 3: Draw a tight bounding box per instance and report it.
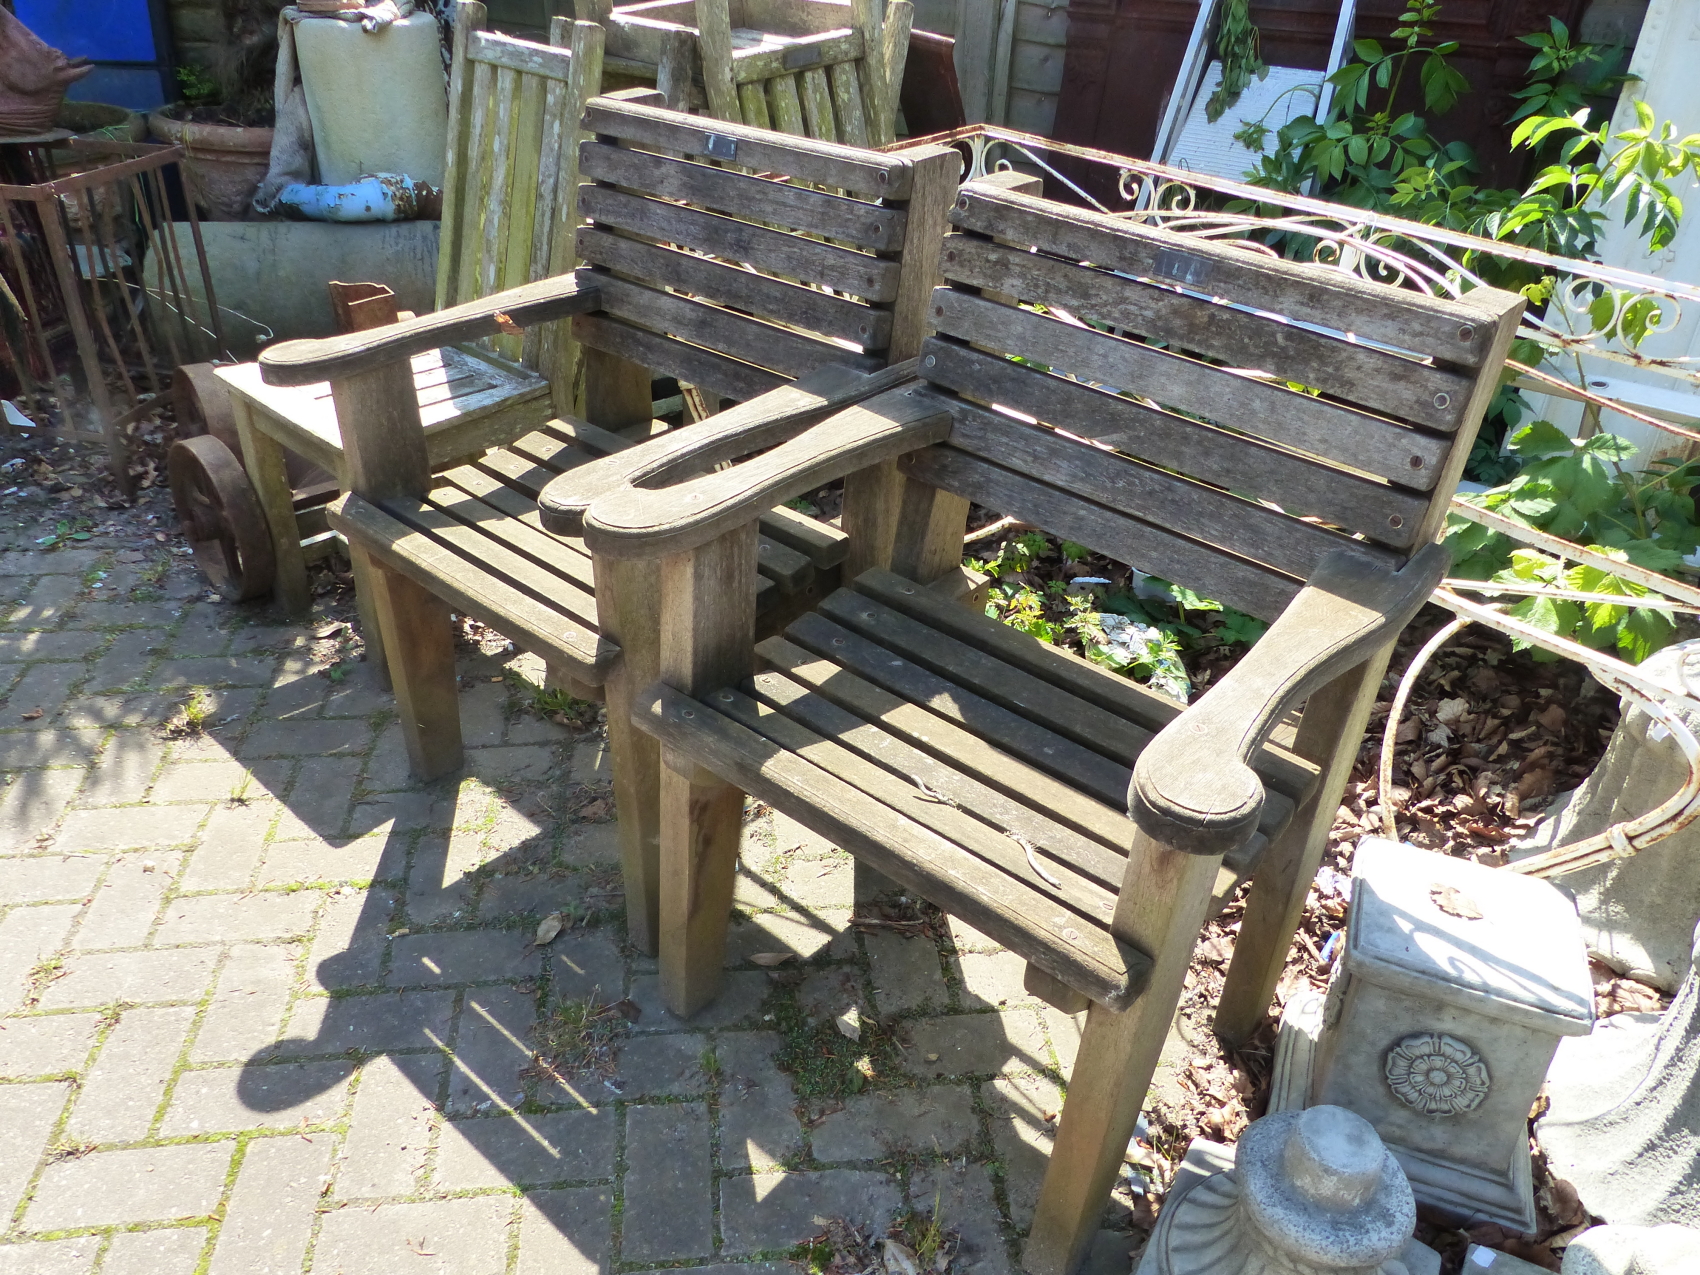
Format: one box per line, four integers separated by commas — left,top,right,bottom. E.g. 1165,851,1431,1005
590,0,911,145
255,94,960,954
538,181,1524,1272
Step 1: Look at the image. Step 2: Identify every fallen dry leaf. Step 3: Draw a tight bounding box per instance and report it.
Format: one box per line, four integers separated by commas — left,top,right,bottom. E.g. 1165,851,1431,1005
19,707,41,721
748,951,794,967
609,998,642,1023
535,912,564,946
1430,883,1484,920
836,1006,861,1041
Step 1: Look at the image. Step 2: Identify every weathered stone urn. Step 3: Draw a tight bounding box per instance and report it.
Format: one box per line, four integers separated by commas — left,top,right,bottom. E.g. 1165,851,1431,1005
1135,1106,1439,1275
1271,839,1594,1231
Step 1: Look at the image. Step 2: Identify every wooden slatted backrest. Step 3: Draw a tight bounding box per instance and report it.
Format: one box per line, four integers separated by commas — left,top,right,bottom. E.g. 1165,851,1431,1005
574,94,958,405
437,0,604,379
904,183,1526,621
600,0,910,146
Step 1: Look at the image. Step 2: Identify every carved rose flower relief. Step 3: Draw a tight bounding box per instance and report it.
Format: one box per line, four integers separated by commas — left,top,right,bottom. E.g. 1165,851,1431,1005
1384,1032,1490,1116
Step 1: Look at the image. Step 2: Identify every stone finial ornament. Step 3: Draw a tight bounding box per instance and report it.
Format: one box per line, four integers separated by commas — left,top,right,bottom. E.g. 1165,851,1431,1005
1141,1106,1420,1275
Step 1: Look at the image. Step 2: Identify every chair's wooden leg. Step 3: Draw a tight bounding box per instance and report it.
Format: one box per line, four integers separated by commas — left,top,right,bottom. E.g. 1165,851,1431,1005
232,402,311,618
594,555,663,956
1024,833,1221,1275
544,663,602,704
346,546,391,692
656,524,758,1019
361,551,463,782
659,752,745,1017
1214,654,1390,1046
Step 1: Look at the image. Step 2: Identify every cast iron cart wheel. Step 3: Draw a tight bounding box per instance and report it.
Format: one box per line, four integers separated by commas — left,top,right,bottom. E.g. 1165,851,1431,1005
173,362,242,455
168,435,276,602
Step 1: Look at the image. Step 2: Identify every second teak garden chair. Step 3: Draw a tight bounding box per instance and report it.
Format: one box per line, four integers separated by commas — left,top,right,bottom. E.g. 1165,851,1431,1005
544,180,1524,1273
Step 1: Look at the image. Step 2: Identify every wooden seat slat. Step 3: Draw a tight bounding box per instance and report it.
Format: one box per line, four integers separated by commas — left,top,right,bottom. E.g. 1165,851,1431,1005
758,503,849,570
472,444,562,500
573,312,787,403
577,228,890,349
782,609,1133,807
757,635,1137,852
933,290,1446,485
331,494,612,677
849,569,1320,801
720,685,1120,918
579,141,905,251
943,236,1474,432
400,491,602,628
944,400,1401,582
920,339,1428,549
426,482,598,592
596,275,883,381
642,683,1145,1008
900,445,1303,621
439,461,558,535
582,185,900,301
748,668,1128,890
949,183,1505,367
812,587,1297,837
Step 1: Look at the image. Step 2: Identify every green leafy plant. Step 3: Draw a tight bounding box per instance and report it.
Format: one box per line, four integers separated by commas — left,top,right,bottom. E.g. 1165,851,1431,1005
34,518,92,550
1207,0,1268,123
1444,420,1700,661
1234,2,1470,211
176,65,220,106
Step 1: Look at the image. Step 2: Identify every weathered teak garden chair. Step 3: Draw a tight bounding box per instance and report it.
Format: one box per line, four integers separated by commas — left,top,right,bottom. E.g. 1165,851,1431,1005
256,95,959,954
589,0,911,145
544,182,1523,1272
209,1,604,624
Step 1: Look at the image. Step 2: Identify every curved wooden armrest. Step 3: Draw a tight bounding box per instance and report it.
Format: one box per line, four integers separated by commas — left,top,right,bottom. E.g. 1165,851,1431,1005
1131,544,1449,855
258,270,602,387
536,360,919,536
582,383,956,560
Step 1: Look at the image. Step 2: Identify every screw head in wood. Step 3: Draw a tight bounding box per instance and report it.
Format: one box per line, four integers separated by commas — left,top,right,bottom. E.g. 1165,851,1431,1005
1388,514,1404,529
717,690,733,701
870,223,882,237
682,708,695,718
1409,455,1423,469
878,170,888,183
924,355,936,367
958,196,969,210
832,637,845,646
1433,392,1451,409
1458,324,1475,341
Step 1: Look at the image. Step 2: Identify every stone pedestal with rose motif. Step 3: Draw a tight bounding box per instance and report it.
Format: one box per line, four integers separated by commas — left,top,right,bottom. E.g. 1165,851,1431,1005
1268,838,1595,1231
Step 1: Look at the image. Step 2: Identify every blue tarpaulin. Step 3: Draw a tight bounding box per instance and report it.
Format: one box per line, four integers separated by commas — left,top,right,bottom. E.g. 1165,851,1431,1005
13,0,172,111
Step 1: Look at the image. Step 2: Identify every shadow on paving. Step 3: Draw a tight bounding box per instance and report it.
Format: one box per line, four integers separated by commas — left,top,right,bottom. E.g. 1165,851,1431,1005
215,691,1071,1267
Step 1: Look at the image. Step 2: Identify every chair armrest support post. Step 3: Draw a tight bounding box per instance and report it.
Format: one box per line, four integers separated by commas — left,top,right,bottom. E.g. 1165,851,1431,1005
258,270,603,386
1129,544,1450,857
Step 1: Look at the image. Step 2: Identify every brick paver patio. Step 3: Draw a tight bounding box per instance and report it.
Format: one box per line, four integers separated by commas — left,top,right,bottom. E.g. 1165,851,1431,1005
0,536,1142,1273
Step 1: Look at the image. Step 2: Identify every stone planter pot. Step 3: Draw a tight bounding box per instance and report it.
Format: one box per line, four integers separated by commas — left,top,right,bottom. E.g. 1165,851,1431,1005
147,111,273,221
57,101,146,143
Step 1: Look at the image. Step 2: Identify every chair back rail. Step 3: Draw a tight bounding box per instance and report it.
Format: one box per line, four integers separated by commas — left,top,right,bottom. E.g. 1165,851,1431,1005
437,1,604,385
572,96,954,406
901,183,1525,621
